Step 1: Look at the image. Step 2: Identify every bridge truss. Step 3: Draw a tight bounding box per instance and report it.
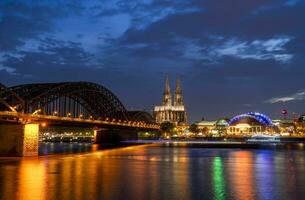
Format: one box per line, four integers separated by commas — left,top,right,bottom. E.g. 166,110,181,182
0,82,154,123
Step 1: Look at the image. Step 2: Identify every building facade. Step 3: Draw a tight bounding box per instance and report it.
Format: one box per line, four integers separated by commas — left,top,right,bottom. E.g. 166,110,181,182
154,77,187,125
295,115,305,135
227,112,274,136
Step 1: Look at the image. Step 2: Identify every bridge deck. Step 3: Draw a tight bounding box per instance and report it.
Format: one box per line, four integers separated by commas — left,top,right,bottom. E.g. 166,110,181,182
0,111,159,130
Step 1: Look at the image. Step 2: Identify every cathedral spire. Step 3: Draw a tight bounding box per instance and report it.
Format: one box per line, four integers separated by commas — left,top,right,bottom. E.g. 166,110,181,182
174,77,183,106
162,76,172,106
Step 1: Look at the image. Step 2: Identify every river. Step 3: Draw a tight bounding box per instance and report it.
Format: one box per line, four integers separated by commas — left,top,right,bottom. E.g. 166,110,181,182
0,142,304,200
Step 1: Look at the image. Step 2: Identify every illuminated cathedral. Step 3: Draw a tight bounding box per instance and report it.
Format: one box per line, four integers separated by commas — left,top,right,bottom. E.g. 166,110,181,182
154,77,187,125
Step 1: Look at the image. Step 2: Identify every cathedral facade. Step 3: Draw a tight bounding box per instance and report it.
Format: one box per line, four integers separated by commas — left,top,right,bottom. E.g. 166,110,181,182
154,77,187,125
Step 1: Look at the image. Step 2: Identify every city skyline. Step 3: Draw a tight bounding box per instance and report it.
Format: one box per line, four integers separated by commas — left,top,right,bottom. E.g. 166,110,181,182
1,0,305,121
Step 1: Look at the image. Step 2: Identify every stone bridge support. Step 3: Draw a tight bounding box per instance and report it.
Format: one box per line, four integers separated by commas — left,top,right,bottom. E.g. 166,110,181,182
0,123,39,156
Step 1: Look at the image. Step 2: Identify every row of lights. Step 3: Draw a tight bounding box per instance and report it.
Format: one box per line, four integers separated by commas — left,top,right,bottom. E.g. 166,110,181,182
3,109,159,129
31,109,158,128
39,120,158,128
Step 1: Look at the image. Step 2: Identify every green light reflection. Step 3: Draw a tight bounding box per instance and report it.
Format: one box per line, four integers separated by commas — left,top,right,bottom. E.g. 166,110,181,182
213,156,225,200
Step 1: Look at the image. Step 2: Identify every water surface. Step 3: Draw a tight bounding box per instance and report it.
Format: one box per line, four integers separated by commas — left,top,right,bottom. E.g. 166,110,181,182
0,143,305,200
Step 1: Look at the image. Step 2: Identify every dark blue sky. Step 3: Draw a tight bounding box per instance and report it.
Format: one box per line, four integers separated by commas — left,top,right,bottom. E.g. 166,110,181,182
1,0,305,122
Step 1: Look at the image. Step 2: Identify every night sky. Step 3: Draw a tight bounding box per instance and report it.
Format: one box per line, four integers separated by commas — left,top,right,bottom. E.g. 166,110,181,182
1,0,305,122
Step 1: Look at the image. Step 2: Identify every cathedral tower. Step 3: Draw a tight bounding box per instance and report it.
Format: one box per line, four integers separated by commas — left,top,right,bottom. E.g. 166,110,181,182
162,76,172,106
154,76,187,125
174,78,183,106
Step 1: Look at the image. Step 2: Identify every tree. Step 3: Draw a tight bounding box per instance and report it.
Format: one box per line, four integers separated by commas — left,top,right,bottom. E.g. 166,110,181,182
201,127,209,135
189,124,200,134
160,121,175,135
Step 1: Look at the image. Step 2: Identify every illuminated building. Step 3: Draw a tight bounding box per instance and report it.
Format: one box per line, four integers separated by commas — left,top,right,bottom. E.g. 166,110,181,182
227,112,274,136
295,115,305,134
195,119,229,136
215,119,229,135
154,77,187,125
196,120,216,131
272,119,295,135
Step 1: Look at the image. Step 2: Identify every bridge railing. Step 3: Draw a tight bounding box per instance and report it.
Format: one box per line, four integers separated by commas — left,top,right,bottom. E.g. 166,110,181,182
0,111,160,129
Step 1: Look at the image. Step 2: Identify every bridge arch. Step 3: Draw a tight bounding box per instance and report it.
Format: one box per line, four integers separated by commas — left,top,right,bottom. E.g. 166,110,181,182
0,83,25,112
9,82,127,119
127,111,154,123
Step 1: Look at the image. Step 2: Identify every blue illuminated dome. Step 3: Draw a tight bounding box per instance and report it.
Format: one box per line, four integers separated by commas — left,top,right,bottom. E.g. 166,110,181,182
216,119,229,126
229,112,273,126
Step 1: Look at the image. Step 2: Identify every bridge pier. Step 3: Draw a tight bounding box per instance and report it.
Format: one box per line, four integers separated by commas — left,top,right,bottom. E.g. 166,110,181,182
95,128,138,145
0,123,39,156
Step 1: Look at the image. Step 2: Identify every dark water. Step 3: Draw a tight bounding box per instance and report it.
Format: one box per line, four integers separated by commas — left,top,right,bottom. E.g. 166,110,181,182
0,143,305,200
38,143,95,155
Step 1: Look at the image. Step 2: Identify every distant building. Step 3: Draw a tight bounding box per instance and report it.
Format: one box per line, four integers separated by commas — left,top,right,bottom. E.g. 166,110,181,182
154,77,187,125
227,112,274,136
196,120,216,131
272,119,295,135
195,119,229,136
295,115,305,134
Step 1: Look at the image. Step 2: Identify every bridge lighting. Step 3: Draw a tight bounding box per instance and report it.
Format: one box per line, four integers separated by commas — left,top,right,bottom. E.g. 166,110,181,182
32,109,41,115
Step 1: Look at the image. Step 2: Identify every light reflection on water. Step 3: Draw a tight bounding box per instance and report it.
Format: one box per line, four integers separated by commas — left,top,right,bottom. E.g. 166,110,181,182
0,143,305,200
213,157,225,200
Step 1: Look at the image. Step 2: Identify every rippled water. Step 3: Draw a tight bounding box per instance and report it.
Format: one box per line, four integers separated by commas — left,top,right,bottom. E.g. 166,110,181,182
0,143,305,200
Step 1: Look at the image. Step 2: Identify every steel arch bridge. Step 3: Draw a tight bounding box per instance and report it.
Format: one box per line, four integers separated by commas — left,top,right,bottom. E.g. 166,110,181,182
0,82,153,122
0,83,25,112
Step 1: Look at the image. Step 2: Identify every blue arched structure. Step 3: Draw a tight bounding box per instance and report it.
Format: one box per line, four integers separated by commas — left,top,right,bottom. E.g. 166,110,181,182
228,112,273,126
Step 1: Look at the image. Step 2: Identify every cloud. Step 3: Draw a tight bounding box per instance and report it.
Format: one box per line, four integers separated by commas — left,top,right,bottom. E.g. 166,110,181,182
215,36,293,63
0,1,70,51
54,13,131,54
174,35,293,64
1,38,96,79
285,0,302,6
1,0,305,120
265,90,305,103
0,66,16,74
96,0,200,30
